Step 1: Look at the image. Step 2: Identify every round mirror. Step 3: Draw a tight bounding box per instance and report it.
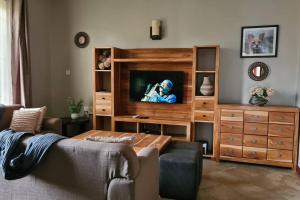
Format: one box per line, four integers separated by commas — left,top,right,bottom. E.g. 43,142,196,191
248,62,269,81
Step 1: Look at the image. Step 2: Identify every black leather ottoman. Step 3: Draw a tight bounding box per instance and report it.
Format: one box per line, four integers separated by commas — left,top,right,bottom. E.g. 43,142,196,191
159,141,203,200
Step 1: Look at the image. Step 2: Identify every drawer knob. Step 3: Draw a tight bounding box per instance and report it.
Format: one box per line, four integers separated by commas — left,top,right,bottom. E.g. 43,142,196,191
280,116,284,120
102,109,106,111
279,154,283,158
230,126,234,129
251,140,257,144
230,138,234,141
203,102,207,105
203,115,207,117
278,128,283,132
251,152,257,155
102,97,105,100
252,128,258,131
231,114,235,117
277,141,284,145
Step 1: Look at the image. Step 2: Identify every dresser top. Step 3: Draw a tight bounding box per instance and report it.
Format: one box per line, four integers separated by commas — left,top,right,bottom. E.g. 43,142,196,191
218,104,299,112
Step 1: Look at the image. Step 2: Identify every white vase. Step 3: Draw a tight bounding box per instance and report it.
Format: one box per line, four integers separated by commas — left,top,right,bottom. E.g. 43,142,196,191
200,76,213,96
71,113,79,119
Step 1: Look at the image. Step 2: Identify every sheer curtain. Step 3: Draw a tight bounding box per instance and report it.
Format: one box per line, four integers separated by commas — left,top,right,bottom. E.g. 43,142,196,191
0,0,12,105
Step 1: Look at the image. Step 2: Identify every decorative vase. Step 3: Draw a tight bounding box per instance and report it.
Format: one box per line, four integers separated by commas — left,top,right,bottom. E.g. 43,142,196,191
71,113,79,119
249,95,268,106
200,76,214,96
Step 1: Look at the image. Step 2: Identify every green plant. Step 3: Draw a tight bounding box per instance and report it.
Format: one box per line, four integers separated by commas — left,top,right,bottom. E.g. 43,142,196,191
68,98,83,113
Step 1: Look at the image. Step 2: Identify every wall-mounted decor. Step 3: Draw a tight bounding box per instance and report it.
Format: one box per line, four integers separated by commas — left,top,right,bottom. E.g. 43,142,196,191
248,62,269,81
150,20,162,40
240,25,279,58
74,32,90,48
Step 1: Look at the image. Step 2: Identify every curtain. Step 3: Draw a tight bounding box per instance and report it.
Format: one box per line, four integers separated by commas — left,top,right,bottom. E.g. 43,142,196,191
0,0,13,105
10,0,31,107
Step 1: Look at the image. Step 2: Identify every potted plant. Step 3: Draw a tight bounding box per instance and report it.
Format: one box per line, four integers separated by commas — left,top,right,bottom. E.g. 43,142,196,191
249,86,275,106
68,98,83,119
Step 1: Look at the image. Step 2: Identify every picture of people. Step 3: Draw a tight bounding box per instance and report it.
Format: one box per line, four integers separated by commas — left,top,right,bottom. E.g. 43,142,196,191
141,80,176,103
130,71,183,104
241,25,279,58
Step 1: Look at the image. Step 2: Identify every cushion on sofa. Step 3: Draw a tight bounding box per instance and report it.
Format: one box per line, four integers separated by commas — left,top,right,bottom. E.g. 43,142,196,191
9,110,40,133
20,106,47,132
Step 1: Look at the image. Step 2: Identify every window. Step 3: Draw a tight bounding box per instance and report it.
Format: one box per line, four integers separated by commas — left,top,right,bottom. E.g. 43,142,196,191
0,0,12,104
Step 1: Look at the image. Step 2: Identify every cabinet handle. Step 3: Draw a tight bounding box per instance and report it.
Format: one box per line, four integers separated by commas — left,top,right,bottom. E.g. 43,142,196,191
280,116,284,120
231,114,235,117
251,140,257,144
203,115,207,117
102,109,106,111
278,128,283,132
252,127,258,131
230,137,234,141
279,154,283,158
102,97,105,100
203,102,207,105
277,141,284,145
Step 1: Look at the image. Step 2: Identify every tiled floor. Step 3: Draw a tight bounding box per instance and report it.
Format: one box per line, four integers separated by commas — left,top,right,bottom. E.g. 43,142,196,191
198,159,300,200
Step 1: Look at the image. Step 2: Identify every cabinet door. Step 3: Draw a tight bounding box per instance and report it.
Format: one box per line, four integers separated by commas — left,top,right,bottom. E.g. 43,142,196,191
221,133,242,146
243,147,267,160
269,112,295,125
243,135,267,148
267,149,292,163
268,137,293,150
221,121,243,134
244,123,268,136
268,124,294,138
221,109,243,121
220,144,242,158
244,111,268,123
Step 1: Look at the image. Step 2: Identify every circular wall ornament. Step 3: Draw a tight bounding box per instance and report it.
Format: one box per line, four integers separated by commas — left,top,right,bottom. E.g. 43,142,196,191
74,32,90,48
248,62,269,81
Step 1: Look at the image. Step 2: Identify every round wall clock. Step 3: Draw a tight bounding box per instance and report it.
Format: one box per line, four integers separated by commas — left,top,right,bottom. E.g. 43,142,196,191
74,32,90,48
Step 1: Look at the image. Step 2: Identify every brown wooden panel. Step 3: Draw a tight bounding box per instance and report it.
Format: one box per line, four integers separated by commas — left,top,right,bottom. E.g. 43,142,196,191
194,111,214,122
220,144,242,158
244,123,268,136
194,98,214,111
267,149,293,163
220,133,242,146
221,109,243,121
220,121,243,134
119,63,192,120
268,124,294,138
268,137,293,150
243,135,267,148
244,110,268,123
243,147,267,160
119,48,193,59
96,92,111,105
269,112,295,124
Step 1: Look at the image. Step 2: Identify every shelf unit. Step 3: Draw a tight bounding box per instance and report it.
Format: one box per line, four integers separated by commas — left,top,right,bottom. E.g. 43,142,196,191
93,46,220,151
192,46,220,158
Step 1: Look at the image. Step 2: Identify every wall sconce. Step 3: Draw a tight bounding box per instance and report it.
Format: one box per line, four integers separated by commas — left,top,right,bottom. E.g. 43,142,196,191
150,20,162,40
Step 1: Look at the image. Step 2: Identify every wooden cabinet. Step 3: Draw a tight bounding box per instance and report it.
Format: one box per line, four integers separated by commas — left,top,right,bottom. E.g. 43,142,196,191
217,104,299,169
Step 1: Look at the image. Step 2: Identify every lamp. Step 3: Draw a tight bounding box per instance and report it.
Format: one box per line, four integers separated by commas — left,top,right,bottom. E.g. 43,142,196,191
150,20,162,40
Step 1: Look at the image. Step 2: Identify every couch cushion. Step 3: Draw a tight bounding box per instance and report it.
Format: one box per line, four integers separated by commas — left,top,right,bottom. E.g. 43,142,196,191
20,106,47,132
0,105,23,131
9,110,40,133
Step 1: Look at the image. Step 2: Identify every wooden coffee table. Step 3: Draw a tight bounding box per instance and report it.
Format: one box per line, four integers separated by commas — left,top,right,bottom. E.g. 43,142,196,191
73,130,172,153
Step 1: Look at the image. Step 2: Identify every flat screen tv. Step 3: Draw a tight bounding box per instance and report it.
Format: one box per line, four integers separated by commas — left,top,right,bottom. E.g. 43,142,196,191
130,70,184,104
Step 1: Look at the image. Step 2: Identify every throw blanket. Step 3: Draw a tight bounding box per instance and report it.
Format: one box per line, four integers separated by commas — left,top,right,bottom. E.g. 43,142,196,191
0,130,66,180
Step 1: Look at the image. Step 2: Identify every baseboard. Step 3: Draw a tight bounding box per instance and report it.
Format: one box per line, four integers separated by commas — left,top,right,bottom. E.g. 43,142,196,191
297,166,300,175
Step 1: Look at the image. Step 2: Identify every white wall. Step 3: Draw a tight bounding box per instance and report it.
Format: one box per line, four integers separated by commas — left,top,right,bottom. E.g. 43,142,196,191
29,0,300,117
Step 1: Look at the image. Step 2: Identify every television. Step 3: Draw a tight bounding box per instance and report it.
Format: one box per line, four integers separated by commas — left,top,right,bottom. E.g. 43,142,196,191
130,70,184,104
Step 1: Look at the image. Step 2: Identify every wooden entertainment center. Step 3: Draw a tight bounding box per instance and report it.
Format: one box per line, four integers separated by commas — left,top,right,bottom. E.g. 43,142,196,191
93,46,220,158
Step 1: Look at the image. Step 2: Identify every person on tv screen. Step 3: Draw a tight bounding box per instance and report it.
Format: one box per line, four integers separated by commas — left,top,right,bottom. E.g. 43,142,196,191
141,79,177,103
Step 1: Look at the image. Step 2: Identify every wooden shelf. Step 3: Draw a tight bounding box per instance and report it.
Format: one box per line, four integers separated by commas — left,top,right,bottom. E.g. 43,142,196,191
114,116,191,126
194,120,214,123
196,71,216,73
113,58,193,63
171,134,187,142
95,70,111,72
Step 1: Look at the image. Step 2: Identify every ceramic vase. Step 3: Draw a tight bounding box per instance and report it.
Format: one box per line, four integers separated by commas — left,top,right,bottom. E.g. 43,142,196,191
249,95,268,106
71,113,79,119
200,76,213,96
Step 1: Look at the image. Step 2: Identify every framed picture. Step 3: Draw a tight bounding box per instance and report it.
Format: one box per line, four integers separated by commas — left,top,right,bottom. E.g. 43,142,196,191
240,25,279,58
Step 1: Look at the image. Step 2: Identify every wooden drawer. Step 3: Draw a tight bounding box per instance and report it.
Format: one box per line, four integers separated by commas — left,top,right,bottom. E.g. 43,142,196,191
220,121,243,134
220,144,242,158
96,92,112,105
267,149,293,163
269,112,295,125
243,147,267,160
244,123,268,136
268,124,294,138
221,109,243,121
221,133,242,146
268,137,293,150
194,111,214,122
243,135,267,148
194,98,214,111
95,105,111,115
244,111,268,123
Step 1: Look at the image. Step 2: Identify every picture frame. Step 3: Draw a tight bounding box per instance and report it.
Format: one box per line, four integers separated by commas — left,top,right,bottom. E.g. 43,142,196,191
74,32,90,48
240,25,279,58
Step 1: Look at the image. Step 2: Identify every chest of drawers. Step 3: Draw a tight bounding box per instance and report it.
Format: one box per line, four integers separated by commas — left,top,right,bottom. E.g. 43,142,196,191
217,104,299,169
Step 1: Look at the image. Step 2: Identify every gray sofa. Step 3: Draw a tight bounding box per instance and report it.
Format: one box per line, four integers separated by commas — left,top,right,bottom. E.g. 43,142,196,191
0,105,160,200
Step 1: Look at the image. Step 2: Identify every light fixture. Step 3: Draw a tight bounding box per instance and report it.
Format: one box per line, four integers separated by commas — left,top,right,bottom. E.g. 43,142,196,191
150,20,162,40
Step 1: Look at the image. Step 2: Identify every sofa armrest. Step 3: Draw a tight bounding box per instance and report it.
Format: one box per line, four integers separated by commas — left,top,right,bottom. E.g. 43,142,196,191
135,148,160,200
41,117,62,135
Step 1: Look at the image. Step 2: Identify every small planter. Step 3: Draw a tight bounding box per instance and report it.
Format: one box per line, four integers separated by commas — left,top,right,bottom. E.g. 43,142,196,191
249,96,268,106
71,113,80,119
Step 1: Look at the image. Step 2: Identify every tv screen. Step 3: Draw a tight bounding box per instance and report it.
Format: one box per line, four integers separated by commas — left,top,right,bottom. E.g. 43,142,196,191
130,70,184,104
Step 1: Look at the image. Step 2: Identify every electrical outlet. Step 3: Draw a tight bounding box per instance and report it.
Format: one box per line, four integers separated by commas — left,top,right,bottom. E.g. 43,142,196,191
65,69,71,76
